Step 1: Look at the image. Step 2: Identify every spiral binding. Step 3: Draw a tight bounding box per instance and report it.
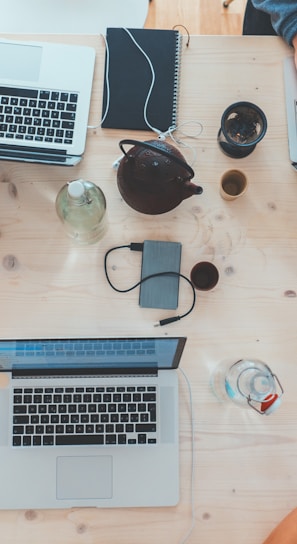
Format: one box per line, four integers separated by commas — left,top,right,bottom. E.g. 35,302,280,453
172,31,182,130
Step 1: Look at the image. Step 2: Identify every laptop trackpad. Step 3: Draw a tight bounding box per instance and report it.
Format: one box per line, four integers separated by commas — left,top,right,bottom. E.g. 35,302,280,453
0,42,42,81
56,456,113,500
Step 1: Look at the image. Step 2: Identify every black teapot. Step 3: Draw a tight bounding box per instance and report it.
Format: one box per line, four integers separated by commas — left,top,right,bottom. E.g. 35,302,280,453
117,139,203,214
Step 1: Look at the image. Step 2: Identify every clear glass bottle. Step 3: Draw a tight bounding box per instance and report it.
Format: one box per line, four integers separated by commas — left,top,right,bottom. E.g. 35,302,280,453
211,358,283,415
55,179,107,244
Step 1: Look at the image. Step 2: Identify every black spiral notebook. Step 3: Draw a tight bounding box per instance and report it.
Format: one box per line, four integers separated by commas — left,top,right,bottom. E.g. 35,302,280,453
101,28,182,132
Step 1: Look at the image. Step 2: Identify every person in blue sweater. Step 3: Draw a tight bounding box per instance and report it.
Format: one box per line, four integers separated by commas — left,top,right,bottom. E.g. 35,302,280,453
243,0,297,66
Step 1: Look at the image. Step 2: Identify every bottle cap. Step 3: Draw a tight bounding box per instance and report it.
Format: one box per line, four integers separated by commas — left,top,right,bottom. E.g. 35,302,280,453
260,394,282,415
68,180,85,199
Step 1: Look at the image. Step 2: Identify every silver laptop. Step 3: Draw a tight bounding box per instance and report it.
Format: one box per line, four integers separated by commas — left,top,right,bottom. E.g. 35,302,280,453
0,39,95,166
284,55,297,170
0,336,186,509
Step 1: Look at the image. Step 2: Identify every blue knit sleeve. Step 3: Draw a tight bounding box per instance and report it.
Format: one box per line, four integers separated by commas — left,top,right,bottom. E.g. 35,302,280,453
251,0,297,44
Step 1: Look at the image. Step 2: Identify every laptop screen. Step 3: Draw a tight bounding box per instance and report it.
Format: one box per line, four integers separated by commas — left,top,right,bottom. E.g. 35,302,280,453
0,337,186,373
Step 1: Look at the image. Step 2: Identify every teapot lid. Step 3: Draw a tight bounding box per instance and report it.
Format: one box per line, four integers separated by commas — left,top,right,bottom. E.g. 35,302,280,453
119,139,196,180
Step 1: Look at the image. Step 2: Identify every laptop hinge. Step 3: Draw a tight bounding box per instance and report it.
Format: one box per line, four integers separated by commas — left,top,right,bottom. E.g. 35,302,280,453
11,367,158,379
0,144,81,166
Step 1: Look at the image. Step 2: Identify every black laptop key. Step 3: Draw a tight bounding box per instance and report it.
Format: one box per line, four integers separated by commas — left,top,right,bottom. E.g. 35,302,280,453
43,436,54,446
105,435,116,445
23,436,32,446
36,425,44,435
46,425,54,434
13,425,24,435
40,91,50,100
0,86,38,98
61,111,75,120
136,423,156,433
56,425,64,434
13,415,29,424
143,393,156,401
56,435,104,446
148,404,157,422
65,425,74,433
25,425,34,435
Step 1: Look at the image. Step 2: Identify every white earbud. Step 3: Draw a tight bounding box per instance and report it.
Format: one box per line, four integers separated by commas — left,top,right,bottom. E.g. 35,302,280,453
112,154,124,169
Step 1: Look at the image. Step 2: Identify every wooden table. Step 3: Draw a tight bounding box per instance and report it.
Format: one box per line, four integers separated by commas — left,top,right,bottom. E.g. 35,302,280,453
0,34,296,544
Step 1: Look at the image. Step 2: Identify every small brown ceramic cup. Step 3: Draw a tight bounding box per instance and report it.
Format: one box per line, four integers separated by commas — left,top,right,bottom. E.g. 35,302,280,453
220,169,248,200
190,261,219,291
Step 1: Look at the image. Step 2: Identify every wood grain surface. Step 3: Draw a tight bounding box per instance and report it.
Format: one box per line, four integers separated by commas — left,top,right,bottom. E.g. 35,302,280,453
0,33,296,544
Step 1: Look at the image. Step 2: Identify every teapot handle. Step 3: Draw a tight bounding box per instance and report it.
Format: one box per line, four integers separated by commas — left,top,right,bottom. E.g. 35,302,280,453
119,139,195,180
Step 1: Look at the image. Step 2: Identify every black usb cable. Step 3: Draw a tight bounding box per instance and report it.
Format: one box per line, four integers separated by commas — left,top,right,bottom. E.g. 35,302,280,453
104,243,196,326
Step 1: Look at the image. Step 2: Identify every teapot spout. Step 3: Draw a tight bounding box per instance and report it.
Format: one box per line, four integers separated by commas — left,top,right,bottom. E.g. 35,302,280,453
182,181,203,200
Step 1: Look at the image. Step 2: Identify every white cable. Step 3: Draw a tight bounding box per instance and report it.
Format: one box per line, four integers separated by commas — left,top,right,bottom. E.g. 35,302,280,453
178,367,196,544
88,33,110,129
121,27,163,136
88,31,204,172
88,29,171,136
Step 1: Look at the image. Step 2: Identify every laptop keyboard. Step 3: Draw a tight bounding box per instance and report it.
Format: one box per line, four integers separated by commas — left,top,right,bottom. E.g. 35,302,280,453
0,86,77,146
12,385,157,447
